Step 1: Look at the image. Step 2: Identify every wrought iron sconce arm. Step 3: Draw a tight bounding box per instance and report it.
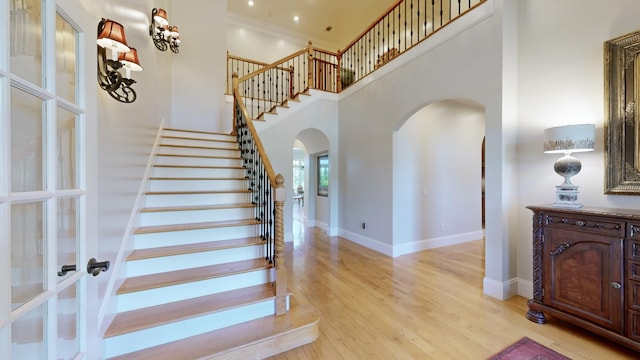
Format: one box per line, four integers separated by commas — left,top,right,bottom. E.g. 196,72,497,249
97,18,142,103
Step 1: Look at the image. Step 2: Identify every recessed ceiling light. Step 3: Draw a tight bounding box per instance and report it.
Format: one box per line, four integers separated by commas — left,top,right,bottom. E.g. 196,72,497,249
248,1,254,6
293,15,299,22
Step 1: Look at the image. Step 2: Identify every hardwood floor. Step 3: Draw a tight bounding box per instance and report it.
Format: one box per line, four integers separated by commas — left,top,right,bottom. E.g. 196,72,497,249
269,220,639,359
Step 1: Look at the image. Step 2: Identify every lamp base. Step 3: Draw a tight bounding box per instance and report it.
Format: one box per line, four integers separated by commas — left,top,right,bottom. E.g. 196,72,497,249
553,184,583,208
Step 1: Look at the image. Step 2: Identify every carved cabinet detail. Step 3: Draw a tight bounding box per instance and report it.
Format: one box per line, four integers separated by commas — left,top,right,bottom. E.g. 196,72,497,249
527,206,640,352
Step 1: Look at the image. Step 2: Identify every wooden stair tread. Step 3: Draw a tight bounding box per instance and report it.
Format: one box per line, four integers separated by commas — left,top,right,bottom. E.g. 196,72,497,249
117,258,271,294
163,135,237,144
144,189,251,196
149,177,247,181
107,299,319,360
153,164,244,169
134,218,260,234
164,128,233,137
158,144,240,151
105,283,276,338
128,237,264,260
140,203,255,213
155,153,241,160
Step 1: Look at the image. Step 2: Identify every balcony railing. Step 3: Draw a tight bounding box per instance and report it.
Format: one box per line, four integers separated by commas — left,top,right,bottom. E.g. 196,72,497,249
229,0,486,114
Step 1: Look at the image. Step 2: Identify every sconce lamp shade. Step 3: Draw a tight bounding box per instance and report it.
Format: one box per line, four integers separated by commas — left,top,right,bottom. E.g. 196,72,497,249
118,48,143,72
97,19,130,53
543,124,595,154
153,8,169,26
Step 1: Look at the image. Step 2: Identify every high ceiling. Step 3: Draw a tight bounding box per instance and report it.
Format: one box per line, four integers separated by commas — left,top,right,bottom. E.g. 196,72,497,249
227,0,397,50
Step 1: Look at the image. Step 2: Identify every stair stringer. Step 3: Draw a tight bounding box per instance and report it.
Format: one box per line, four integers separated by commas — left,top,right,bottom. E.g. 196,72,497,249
98,119,167,336
254,89,339,132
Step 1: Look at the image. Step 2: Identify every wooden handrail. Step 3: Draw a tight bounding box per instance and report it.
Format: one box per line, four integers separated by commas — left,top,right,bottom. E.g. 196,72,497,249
232,73,278,186
238,48,308,84
227,53,270,67
340,0,403,53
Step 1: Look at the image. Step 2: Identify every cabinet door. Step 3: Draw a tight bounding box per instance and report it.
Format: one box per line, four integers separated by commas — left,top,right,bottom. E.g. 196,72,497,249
543,228,624,333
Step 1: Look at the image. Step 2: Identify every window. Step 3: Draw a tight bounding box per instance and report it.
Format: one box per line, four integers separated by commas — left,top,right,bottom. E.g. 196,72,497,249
317,154,328,196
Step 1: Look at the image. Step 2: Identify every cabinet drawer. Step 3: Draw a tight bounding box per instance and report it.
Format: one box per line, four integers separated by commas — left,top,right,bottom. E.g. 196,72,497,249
628,280,640,311
629,261,640,282
545,214,624,237
630,223,640,239
628,240,640,260
627,309,640,342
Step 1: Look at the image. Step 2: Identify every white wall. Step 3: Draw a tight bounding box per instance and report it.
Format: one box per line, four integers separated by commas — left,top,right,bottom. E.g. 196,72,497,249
392,100,485,255
337,1,508,275
514,0,640,297
258,96,339,241
170,0,228,132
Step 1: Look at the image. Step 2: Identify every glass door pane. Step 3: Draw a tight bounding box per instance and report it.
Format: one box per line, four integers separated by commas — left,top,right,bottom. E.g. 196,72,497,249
56,13,77,103
11,303,45,360
57,284,78,359
11,201,45,310
11,87,45,193
57,197,77,282
10,0,43,86
57,107,76,189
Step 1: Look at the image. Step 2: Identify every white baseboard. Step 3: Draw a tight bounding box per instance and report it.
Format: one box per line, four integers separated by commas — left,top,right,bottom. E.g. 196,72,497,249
517,279,533,299
483,276,519,300
392,230,484,257
338,229,394,257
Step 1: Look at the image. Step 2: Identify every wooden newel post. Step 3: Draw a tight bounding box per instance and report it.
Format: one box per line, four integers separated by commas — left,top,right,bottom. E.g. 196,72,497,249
231,73,238,135
274,173,288,315
307,41,314,90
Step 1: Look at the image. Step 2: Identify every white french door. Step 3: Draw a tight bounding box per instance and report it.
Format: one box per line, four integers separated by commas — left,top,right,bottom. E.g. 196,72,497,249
1,0,89,358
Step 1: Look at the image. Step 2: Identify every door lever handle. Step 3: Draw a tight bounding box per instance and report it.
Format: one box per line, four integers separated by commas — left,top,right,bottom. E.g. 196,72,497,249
58,264,76,276
87,258,110,276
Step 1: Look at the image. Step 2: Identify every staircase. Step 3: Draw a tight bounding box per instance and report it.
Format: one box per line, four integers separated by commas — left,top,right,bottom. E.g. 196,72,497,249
103,128,319,359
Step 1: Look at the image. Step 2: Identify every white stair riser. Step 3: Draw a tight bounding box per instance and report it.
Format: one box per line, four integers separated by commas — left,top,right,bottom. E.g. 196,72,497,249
152,166,246,178
127,245,266,277
144,192,252,207
158,145,240,157
134,225,259,248
158,146,240,158
116,269,274,312
155,155,243,167
161,138,238,149
105,299,276,358
140,207,256,226
148,179,248,192
163,131,235,142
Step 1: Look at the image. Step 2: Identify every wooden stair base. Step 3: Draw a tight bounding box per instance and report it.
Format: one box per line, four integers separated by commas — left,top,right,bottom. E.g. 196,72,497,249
107,299,320,360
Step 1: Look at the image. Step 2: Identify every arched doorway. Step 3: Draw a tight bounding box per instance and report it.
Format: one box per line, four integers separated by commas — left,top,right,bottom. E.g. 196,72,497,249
392,99,486,254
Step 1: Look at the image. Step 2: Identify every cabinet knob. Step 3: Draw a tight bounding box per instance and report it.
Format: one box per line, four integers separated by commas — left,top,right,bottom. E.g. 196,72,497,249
610,282,621,289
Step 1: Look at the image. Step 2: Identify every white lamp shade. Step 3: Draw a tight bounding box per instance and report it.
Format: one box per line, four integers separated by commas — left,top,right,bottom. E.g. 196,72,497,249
543,124,595,154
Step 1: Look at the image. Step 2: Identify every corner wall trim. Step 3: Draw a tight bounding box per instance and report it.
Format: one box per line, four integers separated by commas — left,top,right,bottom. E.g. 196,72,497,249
483,276,519,300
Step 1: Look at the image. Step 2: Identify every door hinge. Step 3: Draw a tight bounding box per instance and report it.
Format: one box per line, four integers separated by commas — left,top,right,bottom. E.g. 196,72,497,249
541,288,544,297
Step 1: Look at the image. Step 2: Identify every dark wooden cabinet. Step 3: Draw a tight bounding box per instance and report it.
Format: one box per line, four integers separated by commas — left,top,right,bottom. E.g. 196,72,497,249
527,205,640,352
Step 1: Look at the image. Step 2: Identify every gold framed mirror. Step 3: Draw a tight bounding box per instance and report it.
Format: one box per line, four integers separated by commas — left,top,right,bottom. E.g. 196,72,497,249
604,30,640,194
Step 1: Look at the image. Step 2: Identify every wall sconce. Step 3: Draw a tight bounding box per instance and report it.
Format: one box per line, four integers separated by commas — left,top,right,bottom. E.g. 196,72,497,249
543,124,595,208
149,8,181,53
97,18,143,103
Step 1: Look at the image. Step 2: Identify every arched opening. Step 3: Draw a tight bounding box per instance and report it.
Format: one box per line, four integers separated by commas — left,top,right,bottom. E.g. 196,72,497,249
292,128,331,243
392,99,486,254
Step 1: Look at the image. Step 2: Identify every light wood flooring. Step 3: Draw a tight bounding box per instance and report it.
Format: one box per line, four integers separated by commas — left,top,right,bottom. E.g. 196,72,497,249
269,222,639,359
